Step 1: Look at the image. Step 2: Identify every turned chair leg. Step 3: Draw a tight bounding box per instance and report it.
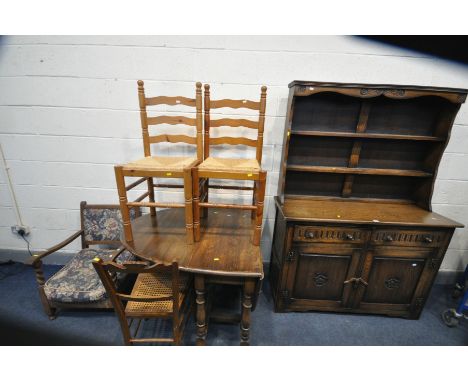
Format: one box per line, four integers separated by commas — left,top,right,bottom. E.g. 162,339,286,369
147,176,156,217
192,168,201,242
114,166,134,244
195,275,207,345
183,167,194,244
251,180,257,220
32,261,56,319
201,178,209,218
253,171,266,246
123,323,132,346
240,279,255,345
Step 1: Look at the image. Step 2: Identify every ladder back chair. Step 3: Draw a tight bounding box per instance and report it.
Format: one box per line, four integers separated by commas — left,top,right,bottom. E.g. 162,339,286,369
193,84,268,245
115,80,203,245
92,244,193,345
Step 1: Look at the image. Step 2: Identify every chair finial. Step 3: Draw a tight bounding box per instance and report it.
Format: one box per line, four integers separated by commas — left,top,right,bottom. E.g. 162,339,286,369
196,82,202,88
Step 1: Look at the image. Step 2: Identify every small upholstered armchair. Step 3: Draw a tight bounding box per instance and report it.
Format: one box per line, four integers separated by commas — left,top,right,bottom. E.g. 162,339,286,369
26,202,140,319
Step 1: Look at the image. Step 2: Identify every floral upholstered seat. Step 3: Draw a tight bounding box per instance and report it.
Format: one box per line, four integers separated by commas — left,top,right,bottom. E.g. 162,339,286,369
44,248,134,303
28,202,142,318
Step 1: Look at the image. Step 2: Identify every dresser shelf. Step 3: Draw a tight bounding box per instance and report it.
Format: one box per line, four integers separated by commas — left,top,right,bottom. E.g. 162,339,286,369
286,165,432,178
290,130,445,142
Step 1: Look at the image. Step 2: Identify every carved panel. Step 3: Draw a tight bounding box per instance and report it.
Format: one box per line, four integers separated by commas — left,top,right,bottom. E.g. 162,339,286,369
313,272,329,287
359,88,406,98
371,230,444,247
384,89,406,97
294,225,367,244
360,88,383,96
384,277,401,290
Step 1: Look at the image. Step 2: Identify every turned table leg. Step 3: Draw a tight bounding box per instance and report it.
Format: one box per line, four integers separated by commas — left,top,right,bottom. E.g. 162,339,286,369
195,275,207,345
240,279,255,346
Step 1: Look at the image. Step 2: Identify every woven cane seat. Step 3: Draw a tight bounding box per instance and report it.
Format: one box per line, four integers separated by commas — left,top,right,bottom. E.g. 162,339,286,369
125,272,190,316
123,156,198,172
198,157,260,173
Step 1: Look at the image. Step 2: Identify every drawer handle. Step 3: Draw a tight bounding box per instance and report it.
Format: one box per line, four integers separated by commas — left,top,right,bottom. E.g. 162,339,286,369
305,231,315,239
423,236,433,243
345,234,355,241
384,235,394,242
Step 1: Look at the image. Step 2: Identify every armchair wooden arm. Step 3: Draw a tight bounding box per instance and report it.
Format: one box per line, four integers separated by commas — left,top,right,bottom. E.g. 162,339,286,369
25,230,84,266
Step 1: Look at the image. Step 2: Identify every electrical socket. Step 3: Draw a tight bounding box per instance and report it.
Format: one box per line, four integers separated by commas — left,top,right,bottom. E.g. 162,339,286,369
11,224,30,236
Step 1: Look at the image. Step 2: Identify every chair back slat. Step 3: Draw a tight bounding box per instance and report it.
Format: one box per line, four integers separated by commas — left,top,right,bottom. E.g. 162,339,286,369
210,99,260,110
210,118,258,129
209,137,257,147
149,134,197,145
145,96,196,107
137,80,203,161
204,85,267,163
147,115,197,126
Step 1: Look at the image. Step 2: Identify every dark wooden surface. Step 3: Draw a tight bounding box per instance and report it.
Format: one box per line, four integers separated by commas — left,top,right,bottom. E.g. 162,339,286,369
130,208,263,345
131,208,263,278
276,196,463,228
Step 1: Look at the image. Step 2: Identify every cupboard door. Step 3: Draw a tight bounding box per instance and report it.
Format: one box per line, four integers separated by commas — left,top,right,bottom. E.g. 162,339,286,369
357,247,436,317
283,244,361,310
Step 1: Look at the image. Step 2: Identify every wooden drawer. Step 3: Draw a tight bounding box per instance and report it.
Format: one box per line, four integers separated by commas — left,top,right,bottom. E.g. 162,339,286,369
293,225,368,244
371,229,446,247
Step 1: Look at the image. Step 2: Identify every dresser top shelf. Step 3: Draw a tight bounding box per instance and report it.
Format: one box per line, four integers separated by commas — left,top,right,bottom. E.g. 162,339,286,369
278,81,467,209
289,80,468,94
275,196,463,228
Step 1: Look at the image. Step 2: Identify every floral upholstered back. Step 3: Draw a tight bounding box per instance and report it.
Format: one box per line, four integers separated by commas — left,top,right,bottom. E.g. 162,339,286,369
82,206,138,243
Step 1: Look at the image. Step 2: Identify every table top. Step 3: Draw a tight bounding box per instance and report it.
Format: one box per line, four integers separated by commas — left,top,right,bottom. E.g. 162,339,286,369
131,208,263,278
276,197,463,228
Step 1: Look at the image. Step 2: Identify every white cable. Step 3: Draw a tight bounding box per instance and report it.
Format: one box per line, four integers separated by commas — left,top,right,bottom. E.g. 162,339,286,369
0,142,24,226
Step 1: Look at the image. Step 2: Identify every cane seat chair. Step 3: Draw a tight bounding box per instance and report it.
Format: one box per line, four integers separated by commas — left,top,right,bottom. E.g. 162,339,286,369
92,244,193,345
26,202,140,319
115,80,203,245
193,84,267,245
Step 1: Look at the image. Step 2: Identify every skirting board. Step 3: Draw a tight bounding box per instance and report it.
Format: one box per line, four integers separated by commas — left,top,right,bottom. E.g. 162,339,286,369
0,248,462,286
